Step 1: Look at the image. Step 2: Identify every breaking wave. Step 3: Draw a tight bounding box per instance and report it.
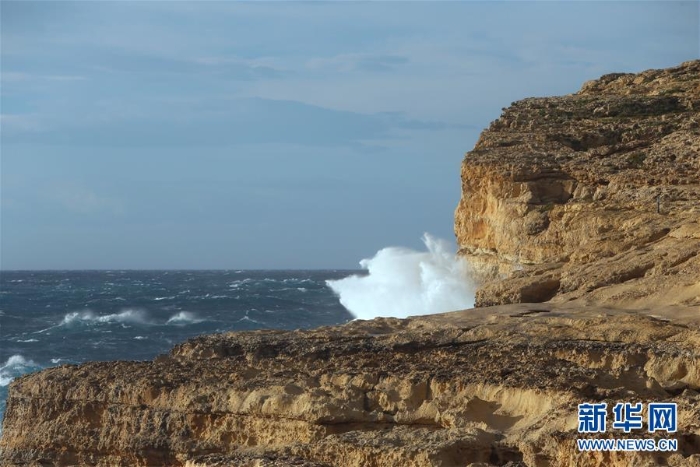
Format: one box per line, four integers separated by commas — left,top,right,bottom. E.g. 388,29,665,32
60,309,150,326
0,355,41,387
326,234,475,320
166,311,203,325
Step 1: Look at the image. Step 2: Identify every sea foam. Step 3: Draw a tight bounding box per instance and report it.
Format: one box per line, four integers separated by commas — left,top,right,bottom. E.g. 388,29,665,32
0,355,40,387
327,234,475,320
60,309,149,326
166,311,203,325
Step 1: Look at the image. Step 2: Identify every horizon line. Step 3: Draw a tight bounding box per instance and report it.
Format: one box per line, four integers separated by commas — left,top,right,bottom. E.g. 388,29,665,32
0,268,364,272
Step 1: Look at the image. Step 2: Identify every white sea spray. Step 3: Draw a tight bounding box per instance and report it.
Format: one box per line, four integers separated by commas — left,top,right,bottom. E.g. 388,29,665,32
327,233,476,320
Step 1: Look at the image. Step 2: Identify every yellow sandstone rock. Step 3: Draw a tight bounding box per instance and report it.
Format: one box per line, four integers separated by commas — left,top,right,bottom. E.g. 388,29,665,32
455,60,700,308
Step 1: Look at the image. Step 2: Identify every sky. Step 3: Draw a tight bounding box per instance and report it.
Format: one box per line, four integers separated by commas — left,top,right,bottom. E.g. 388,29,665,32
1,1,698,270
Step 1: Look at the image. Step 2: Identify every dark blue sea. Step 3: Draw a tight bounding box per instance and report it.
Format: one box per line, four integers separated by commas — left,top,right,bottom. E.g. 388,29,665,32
0,270,357,429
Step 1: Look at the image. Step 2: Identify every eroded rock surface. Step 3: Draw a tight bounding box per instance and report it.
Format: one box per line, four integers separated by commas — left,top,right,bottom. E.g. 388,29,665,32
2,304,700,466
454,60,700,307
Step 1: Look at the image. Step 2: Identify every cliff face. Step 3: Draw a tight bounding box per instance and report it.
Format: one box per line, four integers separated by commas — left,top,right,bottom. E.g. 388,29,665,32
454,60,700,307
2,62,700,467
2,305,700,467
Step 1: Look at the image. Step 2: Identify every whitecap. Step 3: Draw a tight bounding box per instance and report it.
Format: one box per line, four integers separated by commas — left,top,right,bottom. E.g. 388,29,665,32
238,315,262,324
229,279,253,288
153,296,175,301
16,338,38,343
60,309,150,326
283,278,313,284
0,355,40,387
166,311,203,325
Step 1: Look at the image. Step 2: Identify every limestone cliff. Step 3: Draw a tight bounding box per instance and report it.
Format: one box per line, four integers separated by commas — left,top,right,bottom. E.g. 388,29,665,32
454,60,700,307
2,62,700,467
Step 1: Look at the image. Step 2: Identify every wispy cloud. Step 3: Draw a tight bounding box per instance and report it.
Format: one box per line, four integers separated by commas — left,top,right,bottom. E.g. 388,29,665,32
1,97,467,148
2,72,87,83
307,53,409,73
80,49,285,81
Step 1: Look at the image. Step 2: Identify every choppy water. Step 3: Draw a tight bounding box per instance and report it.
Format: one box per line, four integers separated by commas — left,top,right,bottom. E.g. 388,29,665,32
0,270,356,428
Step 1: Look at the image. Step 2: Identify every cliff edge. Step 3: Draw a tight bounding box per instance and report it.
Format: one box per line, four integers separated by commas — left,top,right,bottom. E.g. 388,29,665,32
455,60,700,308
1,61,699,466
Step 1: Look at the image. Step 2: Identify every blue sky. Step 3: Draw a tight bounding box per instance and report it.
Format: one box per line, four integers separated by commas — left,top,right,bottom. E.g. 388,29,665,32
1,1,698,269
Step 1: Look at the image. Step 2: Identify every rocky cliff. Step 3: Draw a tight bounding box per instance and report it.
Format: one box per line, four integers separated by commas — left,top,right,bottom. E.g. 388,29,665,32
2,61,699,467
455,60,700,308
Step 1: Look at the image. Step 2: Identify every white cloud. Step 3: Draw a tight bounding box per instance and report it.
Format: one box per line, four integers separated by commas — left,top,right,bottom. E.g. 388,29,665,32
306,53,409,73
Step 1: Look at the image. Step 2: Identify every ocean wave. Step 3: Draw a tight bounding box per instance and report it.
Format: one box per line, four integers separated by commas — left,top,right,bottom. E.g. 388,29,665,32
0,355,41,387
16,338,39,343
282,278,314,284
238,315,262,324
60,309,150,326
279,287,309,292
229,278,253,288
166,311,203,325
184,293,228,300
153,296,176,301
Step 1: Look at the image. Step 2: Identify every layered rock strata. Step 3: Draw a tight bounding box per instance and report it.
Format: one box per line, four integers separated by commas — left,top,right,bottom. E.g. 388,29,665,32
454,60,700,307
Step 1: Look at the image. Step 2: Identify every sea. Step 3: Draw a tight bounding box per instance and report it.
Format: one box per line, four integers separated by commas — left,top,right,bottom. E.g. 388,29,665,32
0,270,358,428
